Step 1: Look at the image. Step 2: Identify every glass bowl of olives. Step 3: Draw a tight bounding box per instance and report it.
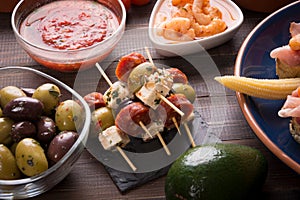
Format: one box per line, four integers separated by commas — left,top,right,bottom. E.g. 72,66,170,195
0,66,91,199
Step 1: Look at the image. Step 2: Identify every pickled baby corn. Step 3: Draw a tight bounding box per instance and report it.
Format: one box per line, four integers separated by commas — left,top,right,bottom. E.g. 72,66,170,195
214,76,300,100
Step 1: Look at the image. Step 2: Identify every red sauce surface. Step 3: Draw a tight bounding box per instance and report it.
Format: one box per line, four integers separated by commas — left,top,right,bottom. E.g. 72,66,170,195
20,0,120,50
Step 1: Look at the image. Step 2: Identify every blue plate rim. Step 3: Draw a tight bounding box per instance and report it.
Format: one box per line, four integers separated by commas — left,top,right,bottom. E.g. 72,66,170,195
234,1,300,174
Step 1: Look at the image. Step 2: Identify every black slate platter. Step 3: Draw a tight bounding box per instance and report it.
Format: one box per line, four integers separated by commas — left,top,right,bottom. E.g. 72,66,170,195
86,112,208,193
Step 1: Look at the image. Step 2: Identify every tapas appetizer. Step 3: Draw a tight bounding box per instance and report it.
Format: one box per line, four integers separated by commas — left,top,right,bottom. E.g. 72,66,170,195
84,51,197,171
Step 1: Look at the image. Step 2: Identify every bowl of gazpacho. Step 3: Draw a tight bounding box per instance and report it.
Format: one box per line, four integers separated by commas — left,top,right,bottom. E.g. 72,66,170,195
11,0,126,72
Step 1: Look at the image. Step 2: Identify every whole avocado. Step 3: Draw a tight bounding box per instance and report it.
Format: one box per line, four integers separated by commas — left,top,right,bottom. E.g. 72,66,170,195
165,143,268,200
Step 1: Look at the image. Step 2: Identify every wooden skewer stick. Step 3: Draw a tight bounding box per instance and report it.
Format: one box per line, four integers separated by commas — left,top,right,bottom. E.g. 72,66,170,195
183,123,196,148
145,46,155,67
96,62,137,171
144,47,183,140
156,132,171,156
140,121,171,155
144,48,196,147
96,62,113,87
172,117,182,135
116,146,137,171
157,93,185,117
139,121,153,139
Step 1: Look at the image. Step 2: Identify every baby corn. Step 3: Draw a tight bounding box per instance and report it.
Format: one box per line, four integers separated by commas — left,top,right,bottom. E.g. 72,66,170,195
214,75,300,100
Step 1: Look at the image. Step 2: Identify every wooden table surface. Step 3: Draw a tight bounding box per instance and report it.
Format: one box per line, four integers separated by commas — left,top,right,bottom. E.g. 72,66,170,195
1,1,300,199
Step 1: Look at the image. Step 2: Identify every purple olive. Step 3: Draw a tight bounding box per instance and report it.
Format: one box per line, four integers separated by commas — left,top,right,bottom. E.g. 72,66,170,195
36,116,57,144
47,131,79,164
11,121,37,143
3,97,44,121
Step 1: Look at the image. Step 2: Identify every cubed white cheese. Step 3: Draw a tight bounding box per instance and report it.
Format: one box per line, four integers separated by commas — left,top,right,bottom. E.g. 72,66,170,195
103,81,132,109
98,125,130,150
135,68,173,109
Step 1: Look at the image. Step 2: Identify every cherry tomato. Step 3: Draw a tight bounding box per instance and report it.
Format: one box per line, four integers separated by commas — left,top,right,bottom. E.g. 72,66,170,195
121,0,131,11
131,0,150,6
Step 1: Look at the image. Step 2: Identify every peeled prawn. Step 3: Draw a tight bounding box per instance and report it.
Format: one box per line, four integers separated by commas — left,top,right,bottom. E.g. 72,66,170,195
172,3,195,22
172,0,193,7
192,0,211,25
192,18,226,37
158,17,195,41
192,0,222,25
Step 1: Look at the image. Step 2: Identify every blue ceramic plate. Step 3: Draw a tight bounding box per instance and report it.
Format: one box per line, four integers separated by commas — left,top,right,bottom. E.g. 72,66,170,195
235,1,300,174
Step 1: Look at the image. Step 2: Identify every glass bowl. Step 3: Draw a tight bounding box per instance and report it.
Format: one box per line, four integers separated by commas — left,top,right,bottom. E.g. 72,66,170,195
11,0,126,72
0,66,91,199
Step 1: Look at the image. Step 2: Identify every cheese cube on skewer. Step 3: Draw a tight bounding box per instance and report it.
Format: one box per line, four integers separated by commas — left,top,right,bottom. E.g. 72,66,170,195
98,125,130,151
136,68,173,109
103,81,133,110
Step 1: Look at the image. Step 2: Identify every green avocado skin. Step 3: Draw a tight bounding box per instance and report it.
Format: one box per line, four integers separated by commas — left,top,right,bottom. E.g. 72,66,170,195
165,143,268,200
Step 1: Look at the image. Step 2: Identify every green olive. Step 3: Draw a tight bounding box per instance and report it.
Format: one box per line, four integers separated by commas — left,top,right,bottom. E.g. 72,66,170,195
127,62,156,93
15,138,48,177
32,83,61,115
0,117,14,146
55,100,83,131
0,86,26,108
92,107,114,131
10,142,18,155
0,144,21,180
0,107,2,117
172,83,196,103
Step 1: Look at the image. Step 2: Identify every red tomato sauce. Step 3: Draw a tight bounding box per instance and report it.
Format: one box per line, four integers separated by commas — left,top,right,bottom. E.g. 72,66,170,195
20,0,120,50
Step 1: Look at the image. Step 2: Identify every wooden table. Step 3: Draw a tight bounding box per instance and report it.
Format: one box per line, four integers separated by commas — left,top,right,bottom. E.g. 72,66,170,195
1,1,300,199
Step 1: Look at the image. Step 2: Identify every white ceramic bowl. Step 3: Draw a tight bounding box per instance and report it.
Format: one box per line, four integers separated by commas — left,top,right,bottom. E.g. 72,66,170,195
148,0,244,56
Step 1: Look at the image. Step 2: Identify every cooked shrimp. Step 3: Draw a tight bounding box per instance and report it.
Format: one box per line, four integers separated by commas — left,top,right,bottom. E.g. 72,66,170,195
192,18,226,37
172,3,194,21
172,0,193,7
191,0,210,25
203,6,222,19
158,17,195,41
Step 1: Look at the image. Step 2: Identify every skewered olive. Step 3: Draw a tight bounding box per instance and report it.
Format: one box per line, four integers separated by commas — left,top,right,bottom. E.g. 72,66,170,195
55,100,83,131
0,86,26,108
15,138,48,177
127,62,156,93
11,121,37,143
0,144,21,180
47,131,79,164
92,107,114,131
32,83,61,115
3,96,44,121
0,117,14,146
36,116,57,144
172,83,196,103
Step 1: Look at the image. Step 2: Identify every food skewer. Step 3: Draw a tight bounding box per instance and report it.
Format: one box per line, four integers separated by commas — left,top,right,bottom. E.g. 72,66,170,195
116,146,137,171
172,117,182,135
96,63,113,86
144,47,196,147
95,62,137,171
96,62,171,155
